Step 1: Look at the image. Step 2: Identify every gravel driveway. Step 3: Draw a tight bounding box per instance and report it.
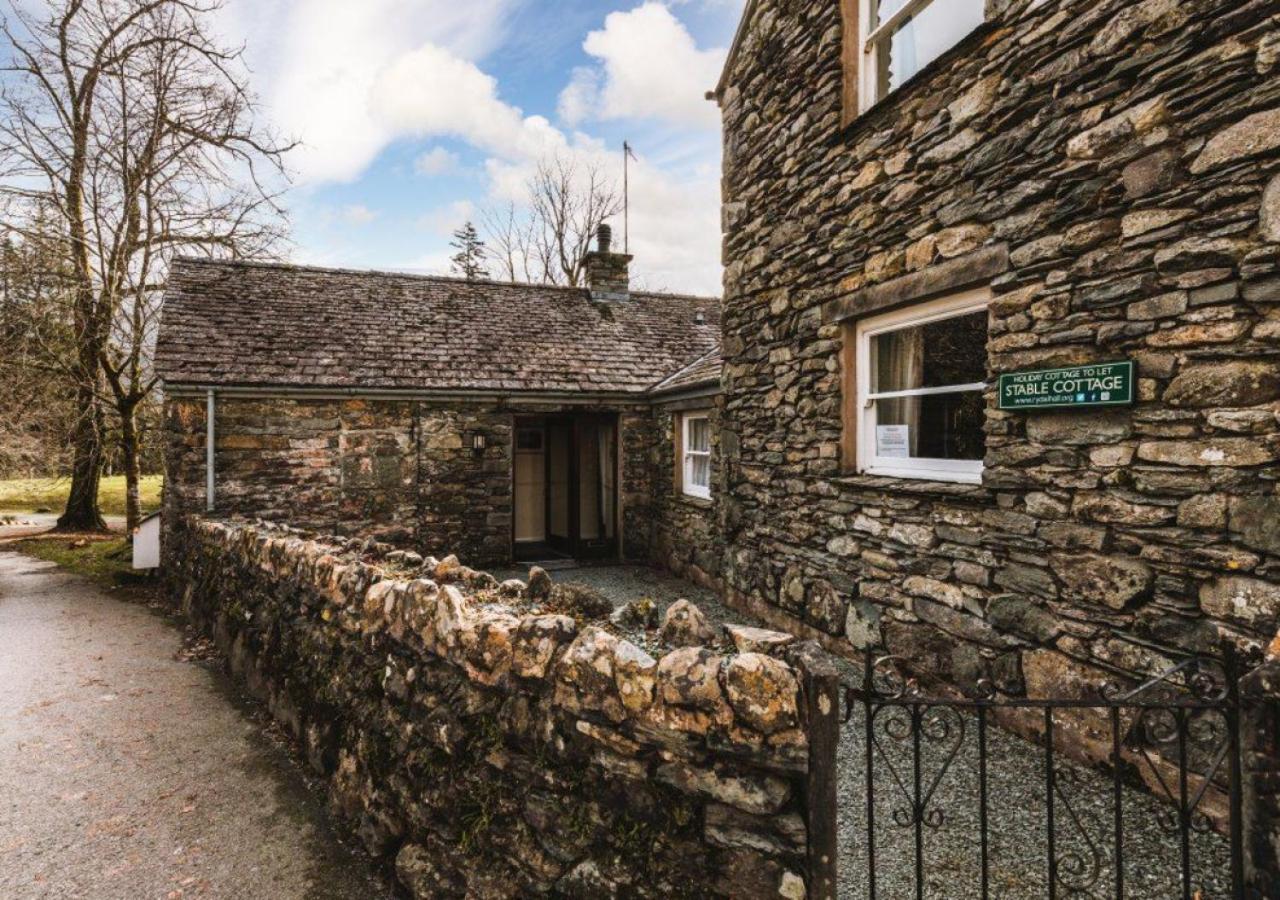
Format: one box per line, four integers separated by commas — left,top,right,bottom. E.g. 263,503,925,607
836,701,1234,899
0,551,389,900
499,564,1235,899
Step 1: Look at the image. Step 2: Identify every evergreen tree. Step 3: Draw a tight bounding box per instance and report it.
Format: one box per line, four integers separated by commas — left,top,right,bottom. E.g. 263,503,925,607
449,222,489,280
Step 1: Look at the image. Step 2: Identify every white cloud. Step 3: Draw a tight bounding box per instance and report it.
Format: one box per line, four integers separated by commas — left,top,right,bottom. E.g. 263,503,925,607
417,200,476,236
397,249,457,277
216,0,724,294
482,138,722,296
558,67,601,127
341,204,379,225
371,44,567,162
559,2,725,129
217,0,515,183
414,146,462,176
612,149,721,295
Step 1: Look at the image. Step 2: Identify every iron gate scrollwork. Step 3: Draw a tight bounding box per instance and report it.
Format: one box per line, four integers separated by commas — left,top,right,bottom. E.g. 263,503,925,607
841,646,1248,900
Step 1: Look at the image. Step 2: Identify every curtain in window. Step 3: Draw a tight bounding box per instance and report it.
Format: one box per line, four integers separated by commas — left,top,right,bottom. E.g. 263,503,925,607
876,326,924,456
682,417,712,494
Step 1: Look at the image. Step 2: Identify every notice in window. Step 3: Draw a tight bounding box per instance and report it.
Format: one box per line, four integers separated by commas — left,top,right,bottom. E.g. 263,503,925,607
876,424,911,458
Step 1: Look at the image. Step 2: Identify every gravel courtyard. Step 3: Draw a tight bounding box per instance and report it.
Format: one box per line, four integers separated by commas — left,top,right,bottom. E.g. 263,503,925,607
836,704,1234,899
0,550,388,900
502,563,1236,900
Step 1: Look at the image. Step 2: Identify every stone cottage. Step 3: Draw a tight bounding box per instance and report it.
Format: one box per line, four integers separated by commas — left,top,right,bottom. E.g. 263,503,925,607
157,0,1280,696
710,0,1280,690
156,227,725,575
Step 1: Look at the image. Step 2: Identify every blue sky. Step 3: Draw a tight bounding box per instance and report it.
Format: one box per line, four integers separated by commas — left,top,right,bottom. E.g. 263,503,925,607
216,0,746,295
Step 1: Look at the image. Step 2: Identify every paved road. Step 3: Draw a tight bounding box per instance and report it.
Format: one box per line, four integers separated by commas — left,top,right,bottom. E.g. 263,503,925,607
0,551,390,900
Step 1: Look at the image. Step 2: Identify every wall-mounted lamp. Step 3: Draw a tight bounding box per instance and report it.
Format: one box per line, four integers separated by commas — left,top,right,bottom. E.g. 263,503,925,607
471,432,487,455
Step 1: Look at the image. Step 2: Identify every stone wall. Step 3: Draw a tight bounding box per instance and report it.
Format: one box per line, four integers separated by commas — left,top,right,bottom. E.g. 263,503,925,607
620,409,658,561
717,0,1280,694
650,399,726,591
167,516,818,899
163,397,657,569
162,397,416,537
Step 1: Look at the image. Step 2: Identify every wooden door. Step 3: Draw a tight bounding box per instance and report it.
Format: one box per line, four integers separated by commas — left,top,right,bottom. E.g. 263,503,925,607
513,427,546,543
546,421,572,554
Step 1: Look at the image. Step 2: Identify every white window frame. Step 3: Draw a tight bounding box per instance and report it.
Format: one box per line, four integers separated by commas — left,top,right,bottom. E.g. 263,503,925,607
856,0,984,114
681,412,712,500
854,287,991,484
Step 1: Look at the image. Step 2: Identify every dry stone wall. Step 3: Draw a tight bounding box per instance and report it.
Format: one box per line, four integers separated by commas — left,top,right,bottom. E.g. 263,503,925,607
717,0,1280,695
167,516,817,899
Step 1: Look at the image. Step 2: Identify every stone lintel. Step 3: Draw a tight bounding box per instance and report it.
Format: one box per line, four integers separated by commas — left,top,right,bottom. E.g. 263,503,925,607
821,243,1010,324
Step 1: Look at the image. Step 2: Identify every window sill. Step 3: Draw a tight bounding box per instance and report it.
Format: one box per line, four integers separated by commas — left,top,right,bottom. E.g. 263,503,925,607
680,493,713,509
862,465,982,485
834,471,992,499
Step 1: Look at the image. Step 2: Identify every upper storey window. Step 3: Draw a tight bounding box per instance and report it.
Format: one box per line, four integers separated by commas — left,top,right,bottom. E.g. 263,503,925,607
853,0,986,113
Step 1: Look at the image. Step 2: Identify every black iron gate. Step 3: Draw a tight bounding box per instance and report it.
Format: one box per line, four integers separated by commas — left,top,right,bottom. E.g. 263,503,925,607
837,647,1247,900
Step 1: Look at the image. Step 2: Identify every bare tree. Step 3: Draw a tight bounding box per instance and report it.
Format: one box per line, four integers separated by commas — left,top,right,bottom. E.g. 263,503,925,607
0,216,78,479
0,0,293,531
480,201,536,284
482,153,621,287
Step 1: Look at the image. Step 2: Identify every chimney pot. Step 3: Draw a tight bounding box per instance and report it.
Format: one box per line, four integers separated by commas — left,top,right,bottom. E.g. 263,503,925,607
584,223,631,302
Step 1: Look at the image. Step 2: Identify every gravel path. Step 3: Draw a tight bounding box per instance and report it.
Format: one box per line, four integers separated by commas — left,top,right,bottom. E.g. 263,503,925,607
836,702,1233,899
493,563,1235,898
491,562,747,650
0,551,389,900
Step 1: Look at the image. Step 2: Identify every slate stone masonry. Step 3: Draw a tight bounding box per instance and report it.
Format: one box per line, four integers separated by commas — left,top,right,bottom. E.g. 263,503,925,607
167,516,819,898
650,398,727,593
717,0,1280,696
163,396,659,569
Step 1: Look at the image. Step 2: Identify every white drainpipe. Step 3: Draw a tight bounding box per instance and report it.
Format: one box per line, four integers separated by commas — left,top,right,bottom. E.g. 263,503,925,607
206,388,216,511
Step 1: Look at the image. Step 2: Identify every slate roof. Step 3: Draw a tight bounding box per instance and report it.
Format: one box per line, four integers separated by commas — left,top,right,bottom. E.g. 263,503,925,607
156,258,722,396
650,347,722,396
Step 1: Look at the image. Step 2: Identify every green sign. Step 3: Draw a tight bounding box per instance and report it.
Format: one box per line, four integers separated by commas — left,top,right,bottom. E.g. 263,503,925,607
998,361,1135,411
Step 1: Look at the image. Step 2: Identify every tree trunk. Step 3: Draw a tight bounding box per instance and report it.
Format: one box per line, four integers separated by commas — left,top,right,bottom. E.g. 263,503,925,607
56,377,107,532
121,402,141,534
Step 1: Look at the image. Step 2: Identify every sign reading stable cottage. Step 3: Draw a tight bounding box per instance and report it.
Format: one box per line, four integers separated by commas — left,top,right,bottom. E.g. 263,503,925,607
998,361,1135,411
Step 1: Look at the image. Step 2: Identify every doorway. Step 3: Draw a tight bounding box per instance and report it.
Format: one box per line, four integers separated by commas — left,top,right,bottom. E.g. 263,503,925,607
513,414,618,562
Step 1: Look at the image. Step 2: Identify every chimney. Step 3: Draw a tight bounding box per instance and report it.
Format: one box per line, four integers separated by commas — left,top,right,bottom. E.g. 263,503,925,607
584,224,633,301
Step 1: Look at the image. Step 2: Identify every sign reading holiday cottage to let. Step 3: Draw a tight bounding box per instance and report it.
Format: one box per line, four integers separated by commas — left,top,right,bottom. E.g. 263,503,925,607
998,361,1135,411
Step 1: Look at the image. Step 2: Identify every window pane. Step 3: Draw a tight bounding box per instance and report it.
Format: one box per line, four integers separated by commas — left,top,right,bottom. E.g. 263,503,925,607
516,428,543,451
874,0,911,25
687,418,710,453
690,454,711,489
872,309,987,393
876,0,985,95
875,390,985,461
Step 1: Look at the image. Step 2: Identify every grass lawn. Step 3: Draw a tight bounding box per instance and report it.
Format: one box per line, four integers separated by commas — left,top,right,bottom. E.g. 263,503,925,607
8,535,141,589
0,474,163,517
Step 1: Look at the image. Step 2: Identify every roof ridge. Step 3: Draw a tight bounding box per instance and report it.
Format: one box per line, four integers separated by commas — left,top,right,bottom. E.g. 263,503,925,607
170,255,720,303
